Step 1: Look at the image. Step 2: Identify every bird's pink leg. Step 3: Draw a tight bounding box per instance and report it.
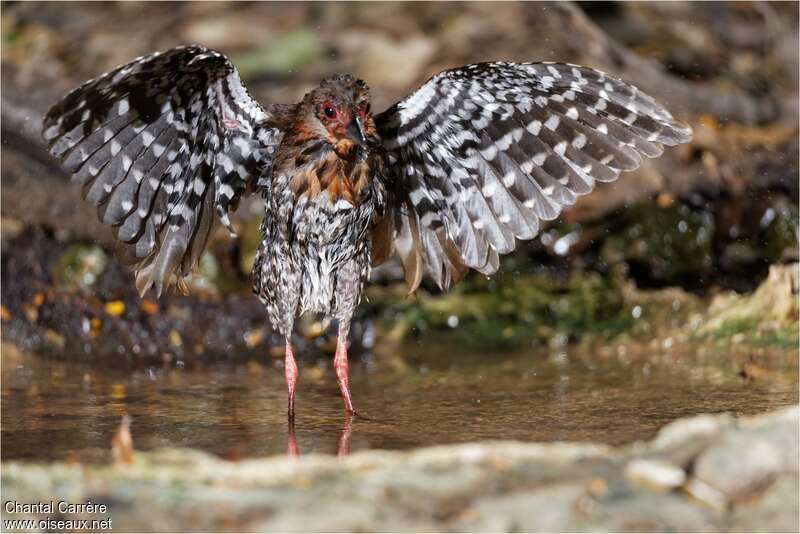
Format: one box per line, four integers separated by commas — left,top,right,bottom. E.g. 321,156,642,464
285,340,298,419
333,336,357,415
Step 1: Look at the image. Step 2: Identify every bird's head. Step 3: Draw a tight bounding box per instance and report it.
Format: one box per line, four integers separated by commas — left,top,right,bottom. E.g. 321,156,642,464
297,74,375,158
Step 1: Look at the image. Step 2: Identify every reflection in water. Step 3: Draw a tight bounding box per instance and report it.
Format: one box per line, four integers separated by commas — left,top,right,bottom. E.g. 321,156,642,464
2,342,797,462
287,415,354,457
287,420,299,457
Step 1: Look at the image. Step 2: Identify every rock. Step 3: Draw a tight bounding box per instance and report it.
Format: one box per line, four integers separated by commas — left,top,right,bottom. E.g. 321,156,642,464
624,459,686,492
647,413,731,468
728,475,800,533
592,492,719,532
52,244,108,291
653,413,728,449
700,263,800,333
600,201,715,288
738,406,800,473
692,405,799,503
699,263,800,344
458,483,593,532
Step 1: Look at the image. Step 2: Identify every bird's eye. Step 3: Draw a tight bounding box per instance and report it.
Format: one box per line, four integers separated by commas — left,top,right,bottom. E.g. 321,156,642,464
323,105,337,119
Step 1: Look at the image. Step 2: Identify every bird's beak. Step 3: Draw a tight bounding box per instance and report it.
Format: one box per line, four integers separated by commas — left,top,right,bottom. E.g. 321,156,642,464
346,116,367,147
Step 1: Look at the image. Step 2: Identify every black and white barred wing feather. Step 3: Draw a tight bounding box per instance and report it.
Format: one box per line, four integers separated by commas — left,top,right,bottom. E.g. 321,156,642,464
375,62,692,291
42,45,281,296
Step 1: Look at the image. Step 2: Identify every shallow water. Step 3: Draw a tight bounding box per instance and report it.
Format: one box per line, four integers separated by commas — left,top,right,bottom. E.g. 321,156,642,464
2,341,797,462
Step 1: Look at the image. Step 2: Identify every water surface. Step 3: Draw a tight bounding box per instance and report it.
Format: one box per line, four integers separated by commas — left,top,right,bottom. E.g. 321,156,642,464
2,341,797,461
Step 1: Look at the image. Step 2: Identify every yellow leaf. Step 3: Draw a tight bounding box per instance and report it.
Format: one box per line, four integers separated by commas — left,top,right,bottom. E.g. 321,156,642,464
105,301,126,316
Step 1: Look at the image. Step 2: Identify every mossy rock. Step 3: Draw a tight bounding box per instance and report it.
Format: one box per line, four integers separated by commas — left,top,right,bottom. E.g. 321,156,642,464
51,244,108,291
698,263,799,348
602,202,714,287
395,270,632,348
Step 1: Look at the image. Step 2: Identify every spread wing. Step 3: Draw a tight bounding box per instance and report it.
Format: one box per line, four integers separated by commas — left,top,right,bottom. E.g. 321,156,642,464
373,62,693,292
42,45,282,297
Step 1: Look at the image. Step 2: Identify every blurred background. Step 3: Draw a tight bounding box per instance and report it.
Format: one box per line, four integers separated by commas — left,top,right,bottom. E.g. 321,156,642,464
1,2,798,462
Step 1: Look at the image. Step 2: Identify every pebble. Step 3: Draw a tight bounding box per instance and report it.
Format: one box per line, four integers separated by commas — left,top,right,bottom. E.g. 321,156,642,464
624,458,686,491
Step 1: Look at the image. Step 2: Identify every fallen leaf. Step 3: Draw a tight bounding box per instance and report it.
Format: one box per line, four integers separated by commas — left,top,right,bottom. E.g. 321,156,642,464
244,328,264,348
169,329,183,348
140,300,159,315
111,415,134,465
105,301,125,316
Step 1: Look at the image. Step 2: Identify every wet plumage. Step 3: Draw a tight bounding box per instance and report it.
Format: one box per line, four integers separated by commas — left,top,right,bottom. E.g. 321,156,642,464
42,45,693,417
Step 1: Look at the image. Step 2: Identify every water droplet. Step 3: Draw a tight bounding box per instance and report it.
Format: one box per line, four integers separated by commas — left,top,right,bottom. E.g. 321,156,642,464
554,232,579,256
760,208,776,228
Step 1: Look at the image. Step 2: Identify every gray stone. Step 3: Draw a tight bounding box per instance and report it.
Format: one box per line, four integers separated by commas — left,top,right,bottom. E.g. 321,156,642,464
728,475,800,533
456,483,592,532
624,459,687,492
693,406,799,502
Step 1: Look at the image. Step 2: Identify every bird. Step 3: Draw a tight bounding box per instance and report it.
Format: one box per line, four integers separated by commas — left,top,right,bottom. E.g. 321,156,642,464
42,45,692,419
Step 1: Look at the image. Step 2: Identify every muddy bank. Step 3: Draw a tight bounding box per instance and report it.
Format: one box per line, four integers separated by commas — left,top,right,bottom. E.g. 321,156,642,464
4,218,795,363
2,406,797,532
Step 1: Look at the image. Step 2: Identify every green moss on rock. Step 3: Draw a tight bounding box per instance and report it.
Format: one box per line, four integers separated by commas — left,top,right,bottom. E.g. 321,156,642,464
52,244,108,291
382,270,632,348
602,202,714,286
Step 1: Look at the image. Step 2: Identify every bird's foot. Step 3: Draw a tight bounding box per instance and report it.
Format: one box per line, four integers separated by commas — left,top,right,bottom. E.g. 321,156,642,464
334,338,357,416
